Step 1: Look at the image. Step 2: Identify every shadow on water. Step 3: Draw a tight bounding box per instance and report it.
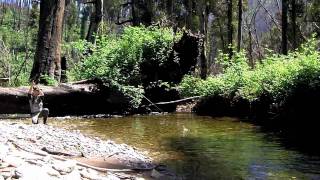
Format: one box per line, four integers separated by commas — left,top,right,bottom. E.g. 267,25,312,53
159,134,320,180
251,117,320,156
158,136,244,180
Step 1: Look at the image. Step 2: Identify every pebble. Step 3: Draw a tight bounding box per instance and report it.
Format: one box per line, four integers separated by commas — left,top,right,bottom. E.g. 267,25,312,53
61,169,81,180
0,145,9,159
15,164,51,180
2,156,25,167
52,160,76,175
1,171,13,179
43,166,61,177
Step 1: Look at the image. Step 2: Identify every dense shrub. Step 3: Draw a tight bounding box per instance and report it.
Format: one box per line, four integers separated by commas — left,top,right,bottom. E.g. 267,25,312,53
180,37,320,105
70,26,180,83
69,26,181,108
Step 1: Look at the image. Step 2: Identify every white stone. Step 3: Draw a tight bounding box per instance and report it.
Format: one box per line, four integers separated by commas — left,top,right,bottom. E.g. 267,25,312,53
62,169,81,180
43,166,61,177
106,173,121,180
1,171,13,179
15,164,52,180
0,162,10,168
0,145,9,159
79,168,104,180
151,169,164,179
52,160,76,175
2,156,25,167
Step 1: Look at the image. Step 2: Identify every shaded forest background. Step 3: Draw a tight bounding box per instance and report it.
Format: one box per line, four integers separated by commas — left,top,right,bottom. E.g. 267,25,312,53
0,0,319,85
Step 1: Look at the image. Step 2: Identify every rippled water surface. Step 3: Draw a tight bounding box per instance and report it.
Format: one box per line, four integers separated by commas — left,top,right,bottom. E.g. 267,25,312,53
11,113,320,179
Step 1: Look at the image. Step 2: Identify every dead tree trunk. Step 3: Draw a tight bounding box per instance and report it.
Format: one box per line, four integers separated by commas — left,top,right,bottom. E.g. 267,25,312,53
86,0,103,44
30,0,66,83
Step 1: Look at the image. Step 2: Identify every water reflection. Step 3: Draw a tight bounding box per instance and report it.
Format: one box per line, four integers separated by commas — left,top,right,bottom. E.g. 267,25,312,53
9,113,320,179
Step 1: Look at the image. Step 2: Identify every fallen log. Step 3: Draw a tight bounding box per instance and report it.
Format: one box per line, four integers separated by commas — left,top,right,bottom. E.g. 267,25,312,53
0,79,131,116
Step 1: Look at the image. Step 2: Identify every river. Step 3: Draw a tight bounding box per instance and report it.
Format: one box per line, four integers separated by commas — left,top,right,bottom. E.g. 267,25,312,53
9,113,320,179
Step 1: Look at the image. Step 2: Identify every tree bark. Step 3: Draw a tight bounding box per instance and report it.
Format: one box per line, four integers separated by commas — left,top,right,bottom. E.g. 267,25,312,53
86,0,103,43
291,0,297,50
30,0,66,83
282,0,288,55
227,0,233,59
80,5,90,39
237,0,242,52
199,2,208,79
131,0,139,26
166,0,173,18
185,0,193,30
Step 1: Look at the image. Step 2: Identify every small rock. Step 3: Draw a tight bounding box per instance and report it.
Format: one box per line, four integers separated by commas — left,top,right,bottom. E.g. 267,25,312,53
52,160,76,175
62,169,81,180
0,162,10,168
43,166,61,177
1,171,13,179
151,169,164,179
80,168,103,180
106,173,121,180
0,145,9,159
15,164,52,180
2,156,25,167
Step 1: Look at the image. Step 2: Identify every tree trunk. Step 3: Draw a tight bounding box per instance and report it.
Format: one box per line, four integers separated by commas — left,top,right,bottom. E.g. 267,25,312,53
131,0,139,26
282,0,288,55
80,5,90,39
185,0,193,30
248,28,254,67
237,0,242,52
291,0,297,50
199,3,208,79
166,0,173,18
227,0,233,59
86,0,103,43
30,0,66,83
141,0,154,26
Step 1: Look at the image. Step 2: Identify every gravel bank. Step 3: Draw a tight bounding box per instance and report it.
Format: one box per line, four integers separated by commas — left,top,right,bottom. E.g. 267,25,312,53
0,122,162,180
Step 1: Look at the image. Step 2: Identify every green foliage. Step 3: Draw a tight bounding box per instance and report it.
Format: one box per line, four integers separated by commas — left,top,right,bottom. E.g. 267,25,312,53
71,26,179,83
180,37,320,104
69,26,181,107
40,75,58,86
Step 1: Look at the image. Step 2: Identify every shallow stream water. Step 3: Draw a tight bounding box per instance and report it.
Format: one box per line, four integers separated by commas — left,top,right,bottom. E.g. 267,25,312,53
8,113,320,179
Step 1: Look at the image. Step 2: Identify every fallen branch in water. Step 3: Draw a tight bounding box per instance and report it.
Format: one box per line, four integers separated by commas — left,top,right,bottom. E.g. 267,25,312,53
154,96,202,105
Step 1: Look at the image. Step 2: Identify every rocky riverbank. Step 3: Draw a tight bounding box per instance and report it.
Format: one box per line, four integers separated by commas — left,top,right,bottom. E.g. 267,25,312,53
0,121,171,180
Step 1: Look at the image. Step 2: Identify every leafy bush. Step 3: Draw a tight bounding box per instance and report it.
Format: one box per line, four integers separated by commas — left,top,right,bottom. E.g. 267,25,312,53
69,26,181,108
180,37,320,104
70,26,180,84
